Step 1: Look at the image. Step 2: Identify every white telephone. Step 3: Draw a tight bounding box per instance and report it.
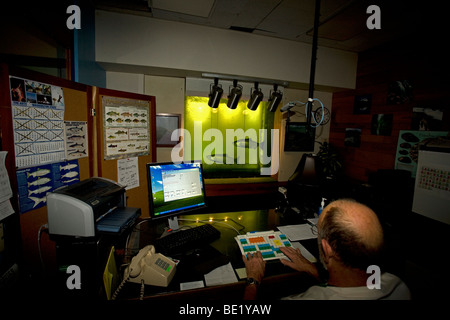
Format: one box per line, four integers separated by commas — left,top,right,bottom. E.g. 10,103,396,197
125,245,176,287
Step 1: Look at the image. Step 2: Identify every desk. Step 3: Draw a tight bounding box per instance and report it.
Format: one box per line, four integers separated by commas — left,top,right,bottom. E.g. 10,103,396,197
117,209,320,300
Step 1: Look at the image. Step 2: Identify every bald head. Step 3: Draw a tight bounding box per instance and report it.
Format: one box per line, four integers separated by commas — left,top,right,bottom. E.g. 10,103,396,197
318,199,384,270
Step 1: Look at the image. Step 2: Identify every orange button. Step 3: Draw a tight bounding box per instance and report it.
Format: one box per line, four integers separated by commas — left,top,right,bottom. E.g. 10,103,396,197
249,237,264,243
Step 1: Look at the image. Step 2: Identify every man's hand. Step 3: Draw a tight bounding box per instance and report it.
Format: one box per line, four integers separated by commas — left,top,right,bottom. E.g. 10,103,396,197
242,251,266,300
242,251,266,283
279,246,319,280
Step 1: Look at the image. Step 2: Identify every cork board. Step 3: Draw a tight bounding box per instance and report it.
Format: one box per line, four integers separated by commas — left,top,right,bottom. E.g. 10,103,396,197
96,88,156,218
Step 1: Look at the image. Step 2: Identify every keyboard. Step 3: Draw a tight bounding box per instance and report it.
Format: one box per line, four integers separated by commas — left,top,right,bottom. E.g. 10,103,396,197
154,223,221,255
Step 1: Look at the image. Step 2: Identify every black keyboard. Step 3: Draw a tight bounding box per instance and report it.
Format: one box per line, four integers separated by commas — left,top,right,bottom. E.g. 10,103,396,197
154,224,221,255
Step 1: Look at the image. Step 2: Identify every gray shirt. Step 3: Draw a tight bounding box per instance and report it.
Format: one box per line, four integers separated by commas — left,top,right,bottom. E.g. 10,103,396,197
282,273,411,300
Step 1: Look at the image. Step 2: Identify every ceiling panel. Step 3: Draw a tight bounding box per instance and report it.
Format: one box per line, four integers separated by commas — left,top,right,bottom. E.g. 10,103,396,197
150,0,215,17
93,0,437,53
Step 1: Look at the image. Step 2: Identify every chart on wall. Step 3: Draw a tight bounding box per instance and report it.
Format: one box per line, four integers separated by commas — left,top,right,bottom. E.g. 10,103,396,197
102,96,150,160
15,159,80,213
395,130,449,177
64,121,89,160
9,76,65,169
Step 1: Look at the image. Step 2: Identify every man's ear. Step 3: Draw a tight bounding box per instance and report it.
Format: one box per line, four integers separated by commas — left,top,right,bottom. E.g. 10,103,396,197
321,238,334,262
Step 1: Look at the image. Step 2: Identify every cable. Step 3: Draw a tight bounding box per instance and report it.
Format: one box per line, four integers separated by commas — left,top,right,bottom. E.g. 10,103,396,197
281,98,326,127
125,218,152,260
140,279,145,300
37,223,48,272
309,98,325,127
111,270,130,300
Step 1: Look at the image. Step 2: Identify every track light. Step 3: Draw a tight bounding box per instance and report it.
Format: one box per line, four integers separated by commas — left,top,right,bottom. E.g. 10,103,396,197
268,84,283,112
208,78,223,108
227,80,242,109
247,82,264,111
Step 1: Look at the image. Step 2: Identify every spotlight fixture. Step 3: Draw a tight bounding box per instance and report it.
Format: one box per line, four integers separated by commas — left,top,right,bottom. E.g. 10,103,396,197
247,82,264,111
227,80,242,109
268,84,283,112
208,78,223,108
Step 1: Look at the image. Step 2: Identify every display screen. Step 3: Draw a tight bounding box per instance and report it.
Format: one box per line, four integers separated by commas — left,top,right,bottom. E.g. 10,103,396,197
147,161,207,219
284,122,315,152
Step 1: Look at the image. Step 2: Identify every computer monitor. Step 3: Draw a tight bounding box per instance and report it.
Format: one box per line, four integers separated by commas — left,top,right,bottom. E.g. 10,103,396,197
146,161,207,230
284,122,315,152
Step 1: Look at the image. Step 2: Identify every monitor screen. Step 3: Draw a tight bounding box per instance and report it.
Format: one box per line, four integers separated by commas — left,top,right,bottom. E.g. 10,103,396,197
147,161,207,220
284,122,315,152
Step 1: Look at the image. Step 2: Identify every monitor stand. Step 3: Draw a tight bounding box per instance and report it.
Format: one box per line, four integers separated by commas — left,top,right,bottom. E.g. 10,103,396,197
168,216,179,230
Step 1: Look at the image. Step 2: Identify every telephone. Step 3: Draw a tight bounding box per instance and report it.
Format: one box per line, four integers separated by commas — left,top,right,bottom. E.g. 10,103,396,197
125,245,176,287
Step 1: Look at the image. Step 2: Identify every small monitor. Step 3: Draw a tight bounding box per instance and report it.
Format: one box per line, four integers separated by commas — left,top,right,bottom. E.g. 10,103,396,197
147,161,207,229
284,122,315,152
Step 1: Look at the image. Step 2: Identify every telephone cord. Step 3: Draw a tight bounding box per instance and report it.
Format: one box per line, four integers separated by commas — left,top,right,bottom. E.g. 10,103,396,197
111,267,131,300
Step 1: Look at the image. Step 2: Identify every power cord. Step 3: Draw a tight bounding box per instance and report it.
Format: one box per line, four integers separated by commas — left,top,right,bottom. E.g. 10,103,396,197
37,224,49,272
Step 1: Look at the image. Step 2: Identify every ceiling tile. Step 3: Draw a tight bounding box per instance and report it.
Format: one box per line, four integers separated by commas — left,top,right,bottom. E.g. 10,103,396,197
151,0,215,18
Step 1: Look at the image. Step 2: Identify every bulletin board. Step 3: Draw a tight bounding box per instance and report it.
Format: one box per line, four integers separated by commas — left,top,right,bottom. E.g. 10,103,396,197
95,88,156,218
2,68,92,215
0,64,92,272
0,65,157,277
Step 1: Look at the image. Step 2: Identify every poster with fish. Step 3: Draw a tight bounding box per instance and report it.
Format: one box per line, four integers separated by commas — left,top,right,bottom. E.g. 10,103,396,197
64,121,88,160
9,76,65,169
16,160,79,213
103,97,150,160
395,130,449,177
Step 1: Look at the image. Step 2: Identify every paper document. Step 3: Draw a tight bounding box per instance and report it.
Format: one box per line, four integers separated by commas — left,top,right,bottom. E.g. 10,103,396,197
117,157,139,190
291,242,317,263
0,151,15,221
180,280,205,291
0,151,13,203
277,224,317,241
0,200,15,221
204,262,238,286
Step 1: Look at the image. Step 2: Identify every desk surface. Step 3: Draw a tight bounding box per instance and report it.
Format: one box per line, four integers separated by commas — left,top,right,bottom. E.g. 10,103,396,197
117,208,320,300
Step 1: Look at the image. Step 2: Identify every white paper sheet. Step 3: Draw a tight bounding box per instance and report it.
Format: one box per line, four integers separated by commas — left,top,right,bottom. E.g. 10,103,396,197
277,224,317,241
117,157,139,190
291,242,317,263
0,199,15,221
0,151,13,203
204,262,238,286
180,280,205,291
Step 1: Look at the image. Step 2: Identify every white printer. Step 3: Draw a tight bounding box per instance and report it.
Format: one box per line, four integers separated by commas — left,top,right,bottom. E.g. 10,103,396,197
47,177,140,238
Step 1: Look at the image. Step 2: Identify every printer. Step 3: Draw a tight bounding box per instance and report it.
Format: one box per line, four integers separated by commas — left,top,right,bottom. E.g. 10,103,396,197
47,177,140,238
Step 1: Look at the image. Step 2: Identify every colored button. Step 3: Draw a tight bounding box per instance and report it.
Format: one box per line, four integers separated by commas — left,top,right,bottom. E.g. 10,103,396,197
258,244,271,250
249,237,264,243
262,251,276,258
243,245,256,252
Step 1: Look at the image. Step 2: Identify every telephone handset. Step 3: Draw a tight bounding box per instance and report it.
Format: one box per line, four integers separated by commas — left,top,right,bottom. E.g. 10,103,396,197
126,245,176,287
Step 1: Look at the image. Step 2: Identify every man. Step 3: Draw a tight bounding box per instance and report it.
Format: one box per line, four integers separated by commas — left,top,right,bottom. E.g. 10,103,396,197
243,198,410,300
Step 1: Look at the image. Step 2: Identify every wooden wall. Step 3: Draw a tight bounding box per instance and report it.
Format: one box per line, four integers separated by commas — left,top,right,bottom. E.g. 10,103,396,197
329,38,450,183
